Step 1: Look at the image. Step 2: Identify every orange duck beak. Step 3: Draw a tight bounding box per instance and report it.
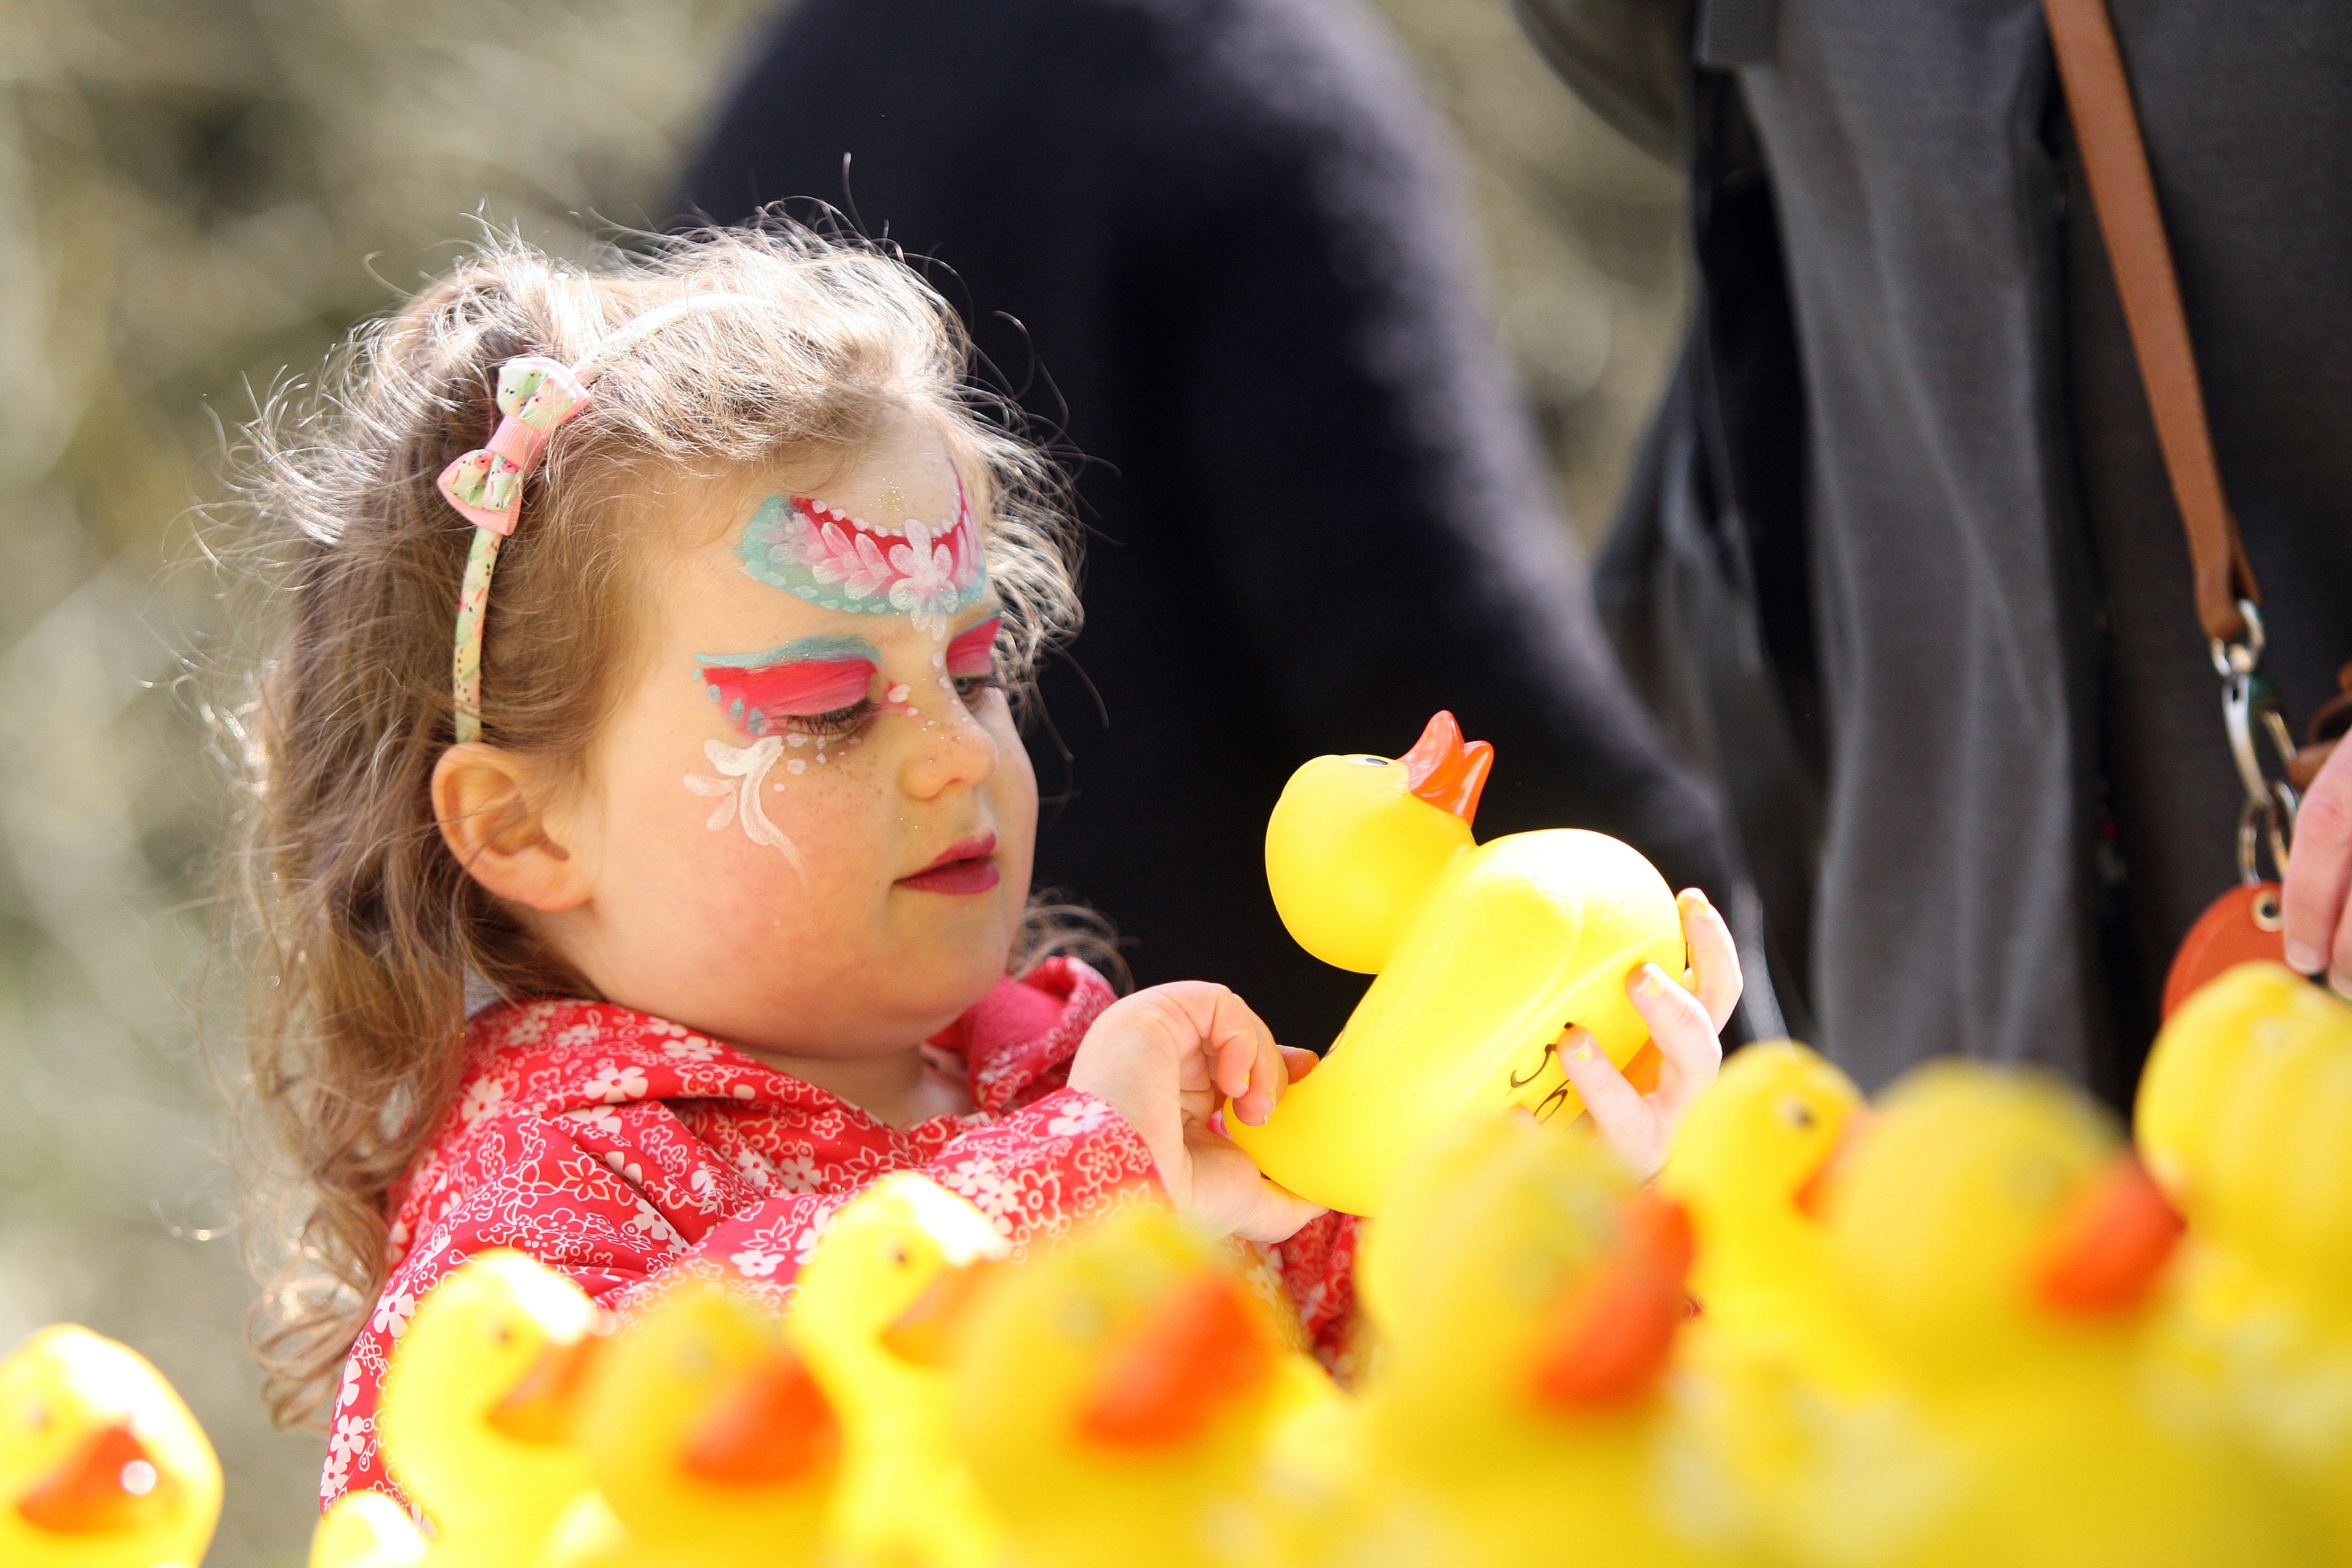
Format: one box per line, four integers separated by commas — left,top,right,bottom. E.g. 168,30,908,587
17,1421,175,1534
487,1331,602,1445
1401,711,1495,828
1529,1192,1694,1410
881,1258,1003,1369
1077,1273,1275,1451
682,1343,841,1486
2035,1153,2186,1316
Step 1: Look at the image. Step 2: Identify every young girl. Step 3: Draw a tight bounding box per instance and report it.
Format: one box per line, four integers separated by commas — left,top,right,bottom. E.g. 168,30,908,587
230,228,1739,1509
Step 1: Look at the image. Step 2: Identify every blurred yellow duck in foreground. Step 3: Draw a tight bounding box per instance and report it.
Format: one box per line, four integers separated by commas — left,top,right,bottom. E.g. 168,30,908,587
309,1490,426,1568
788,1172,1008,1568
1787,1061,2314,1568
371,1250,603,1568
952,1204,1292,1568
1229,711,1686,1214
2138,961,2352,1558
560,1278,840,1568
0,1324,221,1568
1339,1111,1747,1568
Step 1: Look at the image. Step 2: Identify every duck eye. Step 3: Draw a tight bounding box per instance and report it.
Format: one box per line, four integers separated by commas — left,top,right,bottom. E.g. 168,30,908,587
492,1323,513,1346
23,1401,47,1432
1779,1097,1815,1130
1345,754,1389,767
889,1244,910,1267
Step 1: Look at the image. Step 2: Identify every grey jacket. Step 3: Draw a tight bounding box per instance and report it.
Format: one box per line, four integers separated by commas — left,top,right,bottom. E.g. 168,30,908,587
1520,0,2352,1101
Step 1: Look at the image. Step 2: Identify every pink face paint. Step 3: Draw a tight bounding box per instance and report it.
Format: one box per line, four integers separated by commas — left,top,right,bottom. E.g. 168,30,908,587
945,616,1000,679
696,634,880,740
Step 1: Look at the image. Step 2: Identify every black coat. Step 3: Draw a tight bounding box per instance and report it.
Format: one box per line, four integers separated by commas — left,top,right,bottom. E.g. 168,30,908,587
1520,0,2352,1100
682,0,1749,1051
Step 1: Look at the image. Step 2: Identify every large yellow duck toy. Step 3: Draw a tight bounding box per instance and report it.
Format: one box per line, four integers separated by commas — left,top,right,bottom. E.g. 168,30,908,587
557,1278,841,1568
1336,1111,1750,1568
1228,711,1687,1214
0,1324,221,1568
950,1204,1294,1568
1785,1061,2317,1568
2136,961,2352,1559
368,1250,604,1568
787,1172,1008,1568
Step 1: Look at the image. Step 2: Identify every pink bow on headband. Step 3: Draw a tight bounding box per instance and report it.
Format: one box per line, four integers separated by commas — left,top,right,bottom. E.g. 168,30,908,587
436,356,592,534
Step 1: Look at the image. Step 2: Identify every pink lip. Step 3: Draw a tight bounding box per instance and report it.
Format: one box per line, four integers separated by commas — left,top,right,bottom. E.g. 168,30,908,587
899,833,1000,895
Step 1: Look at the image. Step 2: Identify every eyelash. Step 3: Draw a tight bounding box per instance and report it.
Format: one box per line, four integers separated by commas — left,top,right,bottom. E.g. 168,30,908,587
952,671,1002,704
788,699,878,738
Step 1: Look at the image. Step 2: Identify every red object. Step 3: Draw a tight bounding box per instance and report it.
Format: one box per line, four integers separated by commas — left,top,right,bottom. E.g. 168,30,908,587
2162,881,2287,1018
2035,1153,2186,1315
682,1346,840,1485
320,960,1360,1511
1400,711,1495,828
17,1422,170,1534
1529,1193,1692,1409
1077,1275,1275,1450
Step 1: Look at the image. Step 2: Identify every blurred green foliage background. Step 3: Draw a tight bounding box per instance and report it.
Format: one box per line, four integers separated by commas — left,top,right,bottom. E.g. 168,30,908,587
0,0,1681,1559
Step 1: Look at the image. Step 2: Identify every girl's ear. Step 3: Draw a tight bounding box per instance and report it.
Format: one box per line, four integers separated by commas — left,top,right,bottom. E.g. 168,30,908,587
431,743,592,912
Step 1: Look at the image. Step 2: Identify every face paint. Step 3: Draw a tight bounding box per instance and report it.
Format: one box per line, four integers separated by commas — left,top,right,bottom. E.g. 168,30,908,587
696,635,880,739
682,738,805,873
734,470,988,634
944,616,1000,679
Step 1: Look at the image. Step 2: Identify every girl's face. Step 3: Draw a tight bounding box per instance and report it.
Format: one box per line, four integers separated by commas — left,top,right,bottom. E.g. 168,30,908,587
543,418,1037,1058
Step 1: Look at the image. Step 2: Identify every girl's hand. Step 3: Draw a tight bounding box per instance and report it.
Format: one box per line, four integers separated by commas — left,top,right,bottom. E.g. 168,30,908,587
1067,982,1328,1244
1558,888,1741,1180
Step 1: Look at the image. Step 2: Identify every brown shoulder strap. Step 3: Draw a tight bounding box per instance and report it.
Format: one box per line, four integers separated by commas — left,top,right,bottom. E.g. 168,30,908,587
2043,0,2259,645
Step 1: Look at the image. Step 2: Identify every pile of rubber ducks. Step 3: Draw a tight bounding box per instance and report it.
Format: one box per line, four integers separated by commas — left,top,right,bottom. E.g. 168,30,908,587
7,957,2351,1568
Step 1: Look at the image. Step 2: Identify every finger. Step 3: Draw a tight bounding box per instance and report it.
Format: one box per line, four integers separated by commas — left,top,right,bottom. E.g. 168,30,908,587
1234,1177,1331,1245
1280,1045,1320,1084
1210,992,1284,1125
1556,1026,1651,1153
1628,960,1723,1118
1678,889,1744,1032
2284,746,2352,976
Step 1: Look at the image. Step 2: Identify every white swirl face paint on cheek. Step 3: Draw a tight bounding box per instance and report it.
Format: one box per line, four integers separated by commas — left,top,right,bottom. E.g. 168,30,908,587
682,737,805,875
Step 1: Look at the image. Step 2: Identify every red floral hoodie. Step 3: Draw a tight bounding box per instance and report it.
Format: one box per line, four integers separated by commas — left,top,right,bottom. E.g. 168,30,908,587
321,958,1358,1508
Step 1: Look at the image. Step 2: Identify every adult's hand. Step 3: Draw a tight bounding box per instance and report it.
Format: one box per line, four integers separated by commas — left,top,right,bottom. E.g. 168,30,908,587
2284,740,2352,997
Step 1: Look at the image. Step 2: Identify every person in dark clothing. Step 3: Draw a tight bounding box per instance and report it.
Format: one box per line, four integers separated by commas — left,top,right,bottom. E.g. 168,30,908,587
1514,0,2352,1103
680,0,1766,1052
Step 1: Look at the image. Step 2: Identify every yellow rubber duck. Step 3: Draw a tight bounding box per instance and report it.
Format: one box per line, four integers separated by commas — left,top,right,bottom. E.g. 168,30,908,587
374,1249,604,1568
1339,1111,1749,1568
550,1278,841,1568
1228,711,1686,1215
0,1324,221,1568
1657,1041,1886,1543
311,1490,428,1568
1784,1061,2316,1568
2137,963,2352,1559
786,1172,1008,1568
950,1203,1292,1568
1661,1040,1873,1381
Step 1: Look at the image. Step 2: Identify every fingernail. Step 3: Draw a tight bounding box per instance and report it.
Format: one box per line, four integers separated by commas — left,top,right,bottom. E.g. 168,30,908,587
1636,964,1667,997
2333,971,2352,1003
2287,941,2323,974
1570,1040,1595,1063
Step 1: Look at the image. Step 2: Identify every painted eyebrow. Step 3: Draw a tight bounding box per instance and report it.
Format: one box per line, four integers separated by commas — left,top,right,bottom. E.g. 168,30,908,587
695,637,881,738
944,616,1001,675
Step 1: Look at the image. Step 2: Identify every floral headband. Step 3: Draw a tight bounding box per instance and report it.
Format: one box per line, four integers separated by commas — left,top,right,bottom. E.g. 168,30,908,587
438,293,762,743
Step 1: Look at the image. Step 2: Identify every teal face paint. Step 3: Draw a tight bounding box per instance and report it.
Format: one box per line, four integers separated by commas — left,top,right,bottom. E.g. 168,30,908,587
735,472,989,629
